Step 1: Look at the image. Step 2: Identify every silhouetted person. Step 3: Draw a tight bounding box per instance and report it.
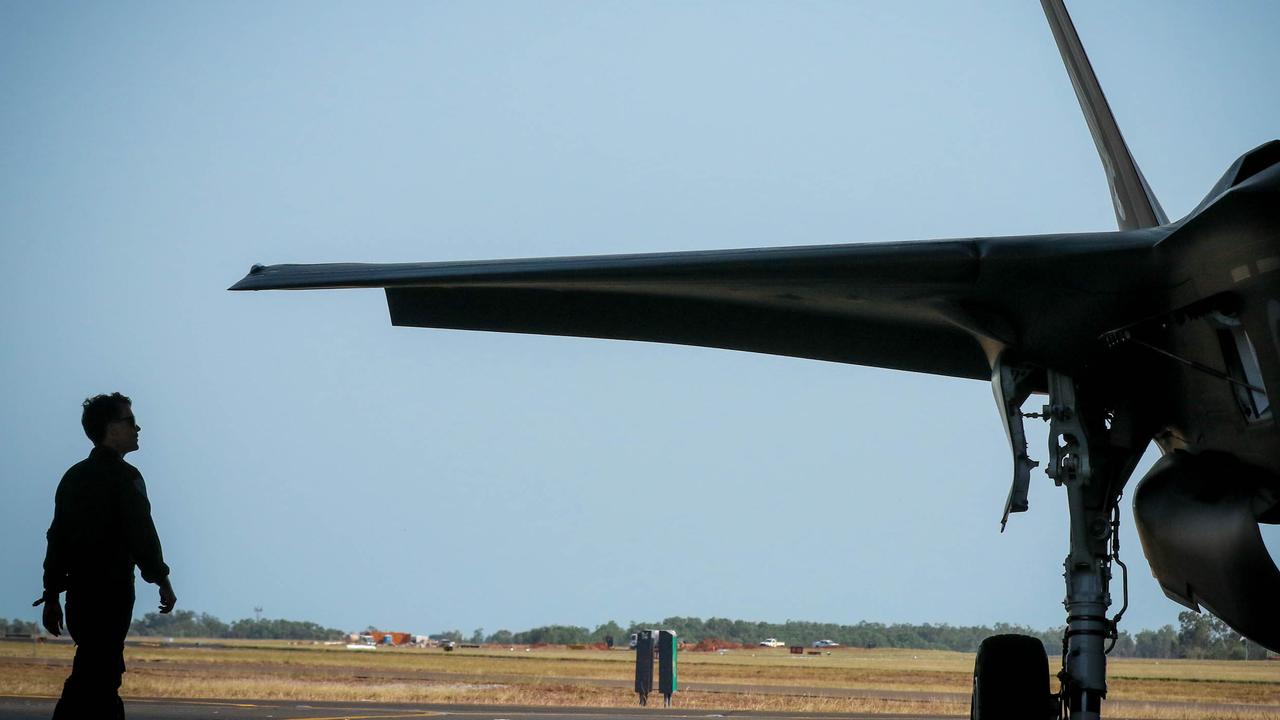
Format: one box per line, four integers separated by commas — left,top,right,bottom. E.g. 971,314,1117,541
36,393,176,720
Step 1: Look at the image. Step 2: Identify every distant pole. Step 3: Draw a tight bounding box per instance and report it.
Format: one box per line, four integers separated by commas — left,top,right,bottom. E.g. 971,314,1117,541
254,606,263,622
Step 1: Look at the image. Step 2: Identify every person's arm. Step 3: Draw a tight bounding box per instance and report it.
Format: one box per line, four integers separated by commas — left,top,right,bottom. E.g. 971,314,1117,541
121,470,176,613
39,482,69,636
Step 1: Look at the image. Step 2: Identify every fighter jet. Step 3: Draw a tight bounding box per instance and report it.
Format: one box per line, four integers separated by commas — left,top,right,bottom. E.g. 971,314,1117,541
231,2,1279,718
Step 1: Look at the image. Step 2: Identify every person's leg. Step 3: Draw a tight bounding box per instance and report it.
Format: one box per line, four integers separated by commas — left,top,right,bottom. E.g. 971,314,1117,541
50,585,134,720
51,588,90,720
111,587,134,719
99,585,133,720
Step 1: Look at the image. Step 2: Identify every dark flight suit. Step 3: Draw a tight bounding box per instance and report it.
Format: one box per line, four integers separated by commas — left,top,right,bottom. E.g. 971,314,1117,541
43,446,170,720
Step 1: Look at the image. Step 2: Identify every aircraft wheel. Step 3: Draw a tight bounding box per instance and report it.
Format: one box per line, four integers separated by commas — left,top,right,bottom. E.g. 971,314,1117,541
970,633,1053,720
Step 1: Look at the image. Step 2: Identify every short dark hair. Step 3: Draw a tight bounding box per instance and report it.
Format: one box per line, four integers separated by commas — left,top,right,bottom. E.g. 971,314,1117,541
82,392,132,444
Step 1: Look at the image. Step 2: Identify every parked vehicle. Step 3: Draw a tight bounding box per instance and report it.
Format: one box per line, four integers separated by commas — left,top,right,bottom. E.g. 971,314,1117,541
812,639,840,648
758,637,786,648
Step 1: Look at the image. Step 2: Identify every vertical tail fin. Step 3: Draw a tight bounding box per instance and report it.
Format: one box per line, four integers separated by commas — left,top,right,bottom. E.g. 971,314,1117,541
1041,0,1168,230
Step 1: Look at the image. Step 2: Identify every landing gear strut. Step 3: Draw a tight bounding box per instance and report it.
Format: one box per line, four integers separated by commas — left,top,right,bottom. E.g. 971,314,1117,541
978,368,1136,720
1046,371,1114,720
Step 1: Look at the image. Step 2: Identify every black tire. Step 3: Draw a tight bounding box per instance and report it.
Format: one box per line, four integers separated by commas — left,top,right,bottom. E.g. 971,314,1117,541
970,634,1054,720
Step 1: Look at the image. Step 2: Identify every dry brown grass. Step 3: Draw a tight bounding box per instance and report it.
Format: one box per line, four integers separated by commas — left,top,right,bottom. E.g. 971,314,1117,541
2,639,1276,719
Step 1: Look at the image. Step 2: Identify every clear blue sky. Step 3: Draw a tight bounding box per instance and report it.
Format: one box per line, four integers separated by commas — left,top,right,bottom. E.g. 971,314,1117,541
3,1,1278,639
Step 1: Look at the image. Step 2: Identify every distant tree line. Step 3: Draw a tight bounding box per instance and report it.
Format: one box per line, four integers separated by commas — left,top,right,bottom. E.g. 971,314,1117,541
1117,611,1270,660
474,618,1062,652
2,618,39,636
471,613,1270,660
5,609,1269,659
127,610,343,641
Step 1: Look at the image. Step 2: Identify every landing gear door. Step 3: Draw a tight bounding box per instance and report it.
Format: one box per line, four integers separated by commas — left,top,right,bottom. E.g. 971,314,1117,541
992,356,1041,530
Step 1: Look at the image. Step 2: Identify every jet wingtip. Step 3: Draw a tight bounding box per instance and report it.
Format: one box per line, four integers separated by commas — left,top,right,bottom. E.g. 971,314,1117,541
227,263,268,291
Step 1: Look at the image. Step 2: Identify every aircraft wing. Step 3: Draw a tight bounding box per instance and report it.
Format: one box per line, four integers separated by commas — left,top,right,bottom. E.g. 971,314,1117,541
231,230,1170,382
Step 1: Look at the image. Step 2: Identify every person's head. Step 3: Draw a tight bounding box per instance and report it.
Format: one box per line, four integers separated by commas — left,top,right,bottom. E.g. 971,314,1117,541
82,392,140,455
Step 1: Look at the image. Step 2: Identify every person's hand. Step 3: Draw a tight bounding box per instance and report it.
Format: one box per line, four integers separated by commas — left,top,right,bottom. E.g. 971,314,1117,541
158,581,177,614
41,595,63,637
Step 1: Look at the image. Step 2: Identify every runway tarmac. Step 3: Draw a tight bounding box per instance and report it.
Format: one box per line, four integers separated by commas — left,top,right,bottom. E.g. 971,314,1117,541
0,696,954,720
